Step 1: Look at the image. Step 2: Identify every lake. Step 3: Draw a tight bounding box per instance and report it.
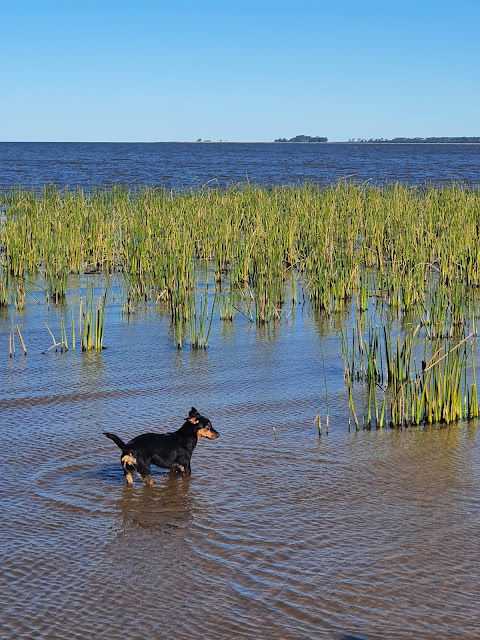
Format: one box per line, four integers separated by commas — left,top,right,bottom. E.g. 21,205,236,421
1,144,479,640
0,141,479,189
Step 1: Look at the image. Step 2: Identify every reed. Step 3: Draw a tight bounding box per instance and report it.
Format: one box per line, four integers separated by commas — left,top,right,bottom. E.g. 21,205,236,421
188,289,217,349
2,182,480,429
80,282,107,351
344,317,480,428
70,303,76,352
319,338,329,434
2,183,479,321
9,327,14,357
60,317,68,352
0,264,8,306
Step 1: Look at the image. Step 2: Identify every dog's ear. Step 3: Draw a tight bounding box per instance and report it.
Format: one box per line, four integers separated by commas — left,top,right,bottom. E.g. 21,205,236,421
189,407,199,417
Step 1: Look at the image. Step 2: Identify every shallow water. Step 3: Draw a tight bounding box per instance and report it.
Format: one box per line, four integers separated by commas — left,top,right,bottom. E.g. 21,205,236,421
1,291,479,639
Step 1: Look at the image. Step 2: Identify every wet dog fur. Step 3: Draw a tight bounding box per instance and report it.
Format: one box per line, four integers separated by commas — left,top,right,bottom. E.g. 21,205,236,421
104,407,219,486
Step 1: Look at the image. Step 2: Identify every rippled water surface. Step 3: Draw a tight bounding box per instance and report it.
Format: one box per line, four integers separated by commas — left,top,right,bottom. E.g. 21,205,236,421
0,141,479,189
1,144,480,638
1,291,479,640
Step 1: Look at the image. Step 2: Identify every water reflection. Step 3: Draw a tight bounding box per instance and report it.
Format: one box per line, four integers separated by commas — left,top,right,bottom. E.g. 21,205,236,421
116,473,194,535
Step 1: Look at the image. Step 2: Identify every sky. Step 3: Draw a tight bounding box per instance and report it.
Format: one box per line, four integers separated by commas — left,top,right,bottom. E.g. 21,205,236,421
1,0,479,142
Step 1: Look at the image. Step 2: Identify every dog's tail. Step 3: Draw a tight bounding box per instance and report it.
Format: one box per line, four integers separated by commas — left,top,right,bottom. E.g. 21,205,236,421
104,432,129,452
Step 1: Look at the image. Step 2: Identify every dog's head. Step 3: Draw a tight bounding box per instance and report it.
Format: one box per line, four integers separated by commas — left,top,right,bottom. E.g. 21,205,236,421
187,407,220,440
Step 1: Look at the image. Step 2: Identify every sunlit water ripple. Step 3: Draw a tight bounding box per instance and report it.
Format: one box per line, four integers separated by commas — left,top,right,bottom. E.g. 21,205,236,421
1,293,479,639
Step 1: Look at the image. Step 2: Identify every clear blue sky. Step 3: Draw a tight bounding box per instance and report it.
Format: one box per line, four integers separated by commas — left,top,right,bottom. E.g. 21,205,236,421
2,0,479,141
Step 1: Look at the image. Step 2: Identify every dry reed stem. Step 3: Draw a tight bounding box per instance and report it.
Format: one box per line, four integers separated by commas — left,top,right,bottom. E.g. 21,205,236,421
15,324,27,355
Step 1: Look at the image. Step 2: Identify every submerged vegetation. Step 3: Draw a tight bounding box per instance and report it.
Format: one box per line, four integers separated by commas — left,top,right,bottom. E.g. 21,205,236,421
2,181,480,427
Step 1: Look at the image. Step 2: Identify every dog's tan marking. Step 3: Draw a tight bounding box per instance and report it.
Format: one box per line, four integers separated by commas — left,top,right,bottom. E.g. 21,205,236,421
122,453,136,485
121,452,137,467
197,427,218,440
144,476,154,486
187,416,199,424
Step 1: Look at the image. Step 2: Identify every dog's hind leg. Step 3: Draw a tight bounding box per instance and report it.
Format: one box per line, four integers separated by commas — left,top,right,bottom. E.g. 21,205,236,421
181,461,191,476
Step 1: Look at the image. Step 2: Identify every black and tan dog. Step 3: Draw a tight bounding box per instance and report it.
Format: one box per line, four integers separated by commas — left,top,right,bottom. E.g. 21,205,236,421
104,407,219,486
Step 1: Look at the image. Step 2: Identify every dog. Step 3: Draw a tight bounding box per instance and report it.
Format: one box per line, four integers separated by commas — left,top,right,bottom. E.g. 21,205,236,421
104,407,219,486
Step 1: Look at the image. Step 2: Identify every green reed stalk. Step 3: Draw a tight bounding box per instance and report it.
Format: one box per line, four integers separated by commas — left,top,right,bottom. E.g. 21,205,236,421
60,317,68,352
70,302,75,352
319,338,329,433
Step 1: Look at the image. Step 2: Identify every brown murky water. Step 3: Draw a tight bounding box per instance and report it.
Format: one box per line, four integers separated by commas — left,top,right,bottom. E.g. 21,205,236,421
1,294,479,639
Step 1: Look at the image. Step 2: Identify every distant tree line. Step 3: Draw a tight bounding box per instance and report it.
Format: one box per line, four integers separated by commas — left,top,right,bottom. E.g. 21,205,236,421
347,137,480,143
274,135,328,143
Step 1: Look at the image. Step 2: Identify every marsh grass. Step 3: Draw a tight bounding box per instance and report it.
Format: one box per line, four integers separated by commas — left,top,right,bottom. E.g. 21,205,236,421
344,319,479,428
3,182,479,321
3,182,480,426
188,289,217,349
79,283,107,351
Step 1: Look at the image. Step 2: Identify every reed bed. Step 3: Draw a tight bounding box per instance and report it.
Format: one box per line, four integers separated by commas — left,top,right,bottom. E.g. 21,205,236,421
2,182,480,424
343,320,479,429
3,183,480,319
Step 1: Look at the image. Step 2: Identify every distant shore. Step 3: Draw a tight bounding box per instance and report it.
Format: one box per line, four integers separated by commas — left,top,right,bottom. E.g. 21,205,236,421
2,140,480,145
187,140,480,145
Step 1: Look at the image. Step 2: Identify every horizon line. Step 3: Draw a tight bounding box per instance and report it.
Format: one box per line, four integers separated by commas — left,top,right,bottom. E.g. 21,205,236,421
1,139,480,145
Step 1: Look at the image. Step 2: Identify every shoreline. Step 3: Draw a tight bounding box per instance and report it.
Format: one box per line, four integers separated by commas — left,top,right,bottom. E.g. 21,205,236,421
1,140,480,145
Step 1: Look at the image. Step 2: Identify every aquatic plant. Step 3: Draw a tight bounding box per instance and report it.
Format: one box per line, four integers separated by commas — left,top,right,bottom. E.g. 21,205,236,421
79,282,108,351
2,181,480,430
187,289,217,349
1,182,479,322
344,318,480,428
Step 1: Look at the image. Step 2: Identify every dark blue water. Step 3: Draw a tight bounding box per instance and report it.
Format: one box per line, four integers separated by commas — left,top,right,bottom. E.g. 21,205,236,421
0,142,479,189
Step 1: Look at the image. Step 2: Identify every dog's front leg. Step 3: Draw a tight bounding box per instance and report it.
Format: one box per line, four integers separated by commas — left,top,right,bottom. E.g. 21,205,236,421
121,453,136,486
136,458,154,486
